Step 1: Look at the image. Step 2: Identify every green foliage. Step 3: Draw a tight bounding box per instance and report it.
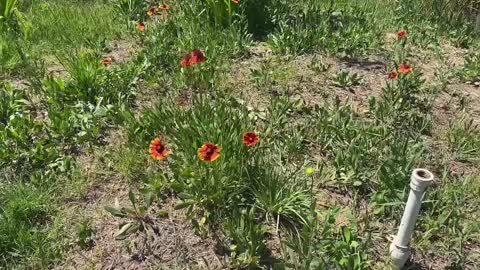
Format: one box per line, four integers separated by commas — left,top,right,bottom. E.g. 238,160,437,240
333,70,363,88
0,183,60,268
224,209,268,268
26,1,124,52
268,0,384,56
284,208,370,269
201,0,240,27
105,190,158,241
0,0,17,24
76,220,95,250
253,167,311,226
369,69,432,135
0,35,20,75
309,56,331,73
418,177,480,266
0,82,64,178
456,52,480,82
139,0,250,83
447,116,480,162
115,0,149,22
120,94,312,262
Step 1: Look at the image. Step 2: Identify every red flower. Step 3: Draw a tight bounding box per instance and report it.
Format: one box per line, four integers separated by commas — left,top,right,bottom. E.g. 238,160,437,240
136,22,145,32
190,49,206,65
180,49,206,67
232,0,240,3
147,7,158,16
149,138,171,160
396,30,406,38
242,132,259,147
159,3,169,10
180,53,192,67
388,71,398,80
398,63,413,74
198,143,221,162
101,57,113,65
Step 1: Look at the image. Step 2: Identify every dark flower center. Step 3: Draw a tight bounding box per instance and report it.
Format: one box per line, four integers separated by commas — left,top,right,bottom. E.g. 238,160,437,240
205,147,214,155
156,144,165,153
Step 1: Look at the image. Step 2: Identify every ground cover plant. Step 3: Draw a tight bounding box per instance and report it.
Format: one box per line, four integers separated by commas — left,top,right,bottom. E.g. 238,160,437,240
1,0,480,269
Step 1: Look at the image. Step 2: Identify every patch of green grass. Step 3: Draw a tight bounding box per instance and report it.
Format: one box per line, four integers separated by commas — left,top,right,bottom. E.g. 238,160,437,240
268,0,385,56
0,183,59,268
26,0,125,52
418,175,480,267
447,116,480,162
0,33,21,76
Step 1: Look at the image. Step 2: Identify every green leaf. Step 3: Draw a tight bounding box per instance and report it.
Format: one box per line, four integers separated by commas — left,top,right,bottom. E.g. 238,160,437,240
115,222,140,240
174,201,192,210
170,182,184,192
144,192,154,207
104,206,126,218
350,240,359,249
178,192,192,200
122,207,135,215
341,226,351,243
157,210,169,218
115,223,132,240
128,190,136,206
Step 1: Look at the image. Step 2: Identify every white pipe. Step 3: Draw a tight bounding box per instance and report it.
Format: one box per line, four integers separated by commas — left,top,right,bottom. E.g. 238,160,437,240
389,168,434,269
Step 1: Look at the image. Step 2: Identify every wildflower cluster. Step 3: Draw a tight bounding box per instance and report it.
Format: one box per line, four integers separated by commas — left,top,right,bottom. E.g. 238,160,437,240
136,2,170,32
387,30,413,79
149,132,259,161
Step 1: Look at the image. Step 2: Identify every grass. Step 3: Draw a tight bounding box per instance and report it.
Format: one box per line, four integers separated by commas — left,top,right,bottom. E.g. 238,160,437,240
1,0,480,269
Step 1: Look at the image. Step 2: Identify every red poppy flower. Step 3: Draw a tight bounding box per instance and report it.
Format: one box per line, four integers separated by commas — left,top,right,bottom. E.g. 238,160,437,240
198,143,221,162
232,0,240,3
180,53,192,67
147,7,158,16
396,30,406,38
388,71,398,80
101,57,113,65
398,63,413,74
136,22,145,32
242,132,259,147
149,138,171,160
159,3,169,10
190,49,206,65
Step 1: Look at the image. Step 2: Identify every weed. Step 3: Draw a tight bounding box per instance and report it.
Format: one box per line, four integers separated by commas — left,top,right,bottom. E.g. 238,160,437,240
0,0,17,27
0,183,59,268
333,70,363,88
0,35,20,75
447,116,480,162
76,220,95,250
106,191,159,241
202,0,240,27
456,52,480,83
309,56,331,73
224,209,268,268
268,1,384,56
